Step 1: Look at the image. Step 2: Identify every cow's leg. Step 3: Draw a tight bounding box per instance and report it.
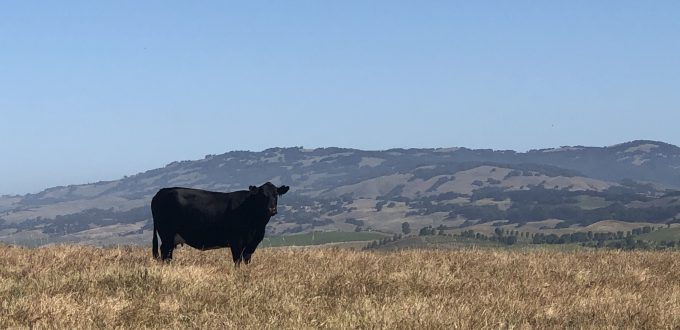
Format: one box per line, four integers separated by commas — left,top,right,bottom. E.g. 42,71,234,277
243,229,265,265
243,252,253,265
160,243,173,261
242,243,258,265
229,241,245,266
160,233,174,262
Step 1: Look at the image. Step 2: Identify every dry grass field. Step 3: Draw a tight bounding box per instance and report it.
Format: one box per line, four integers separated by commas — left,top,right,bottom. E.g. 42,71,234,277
1,245,680,329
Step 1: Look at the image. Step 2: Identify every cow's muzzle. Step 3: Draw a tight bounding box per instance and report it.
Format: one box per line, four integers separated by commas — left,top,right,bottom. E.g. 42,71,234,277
269,207,277,216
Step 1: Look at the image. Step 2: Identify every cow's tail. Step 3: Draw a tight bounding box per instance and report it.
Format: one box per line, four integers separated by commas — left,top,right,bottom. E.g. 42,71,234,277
152,222,159,259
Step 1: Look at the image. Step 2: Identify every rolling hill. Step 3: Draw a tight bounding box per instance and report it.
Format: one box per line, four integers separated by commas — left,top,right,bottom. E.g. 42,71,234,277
1,140,680,246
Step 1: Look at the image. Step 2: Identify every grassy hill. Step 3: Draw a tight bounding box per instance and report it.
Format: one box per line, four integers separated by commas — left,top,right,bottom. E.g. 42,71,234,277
1,140,680,246
1,244,679,328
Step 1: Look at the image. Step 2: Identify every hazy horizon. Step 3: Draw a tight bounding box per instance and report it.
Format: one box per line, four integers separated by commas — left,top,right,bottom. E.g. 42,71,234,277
2,139,676,196
2,2,679,195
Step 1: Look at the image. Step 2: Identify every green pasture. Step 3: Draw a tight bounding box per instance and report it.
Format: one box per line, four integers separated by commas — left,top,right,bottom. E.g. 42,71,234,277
261,231,390,247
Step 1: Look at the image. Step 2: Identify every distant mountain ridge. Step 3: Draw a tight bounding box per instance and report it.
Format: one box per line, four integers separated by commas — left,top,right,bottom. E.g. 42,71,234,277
523,140,680,187
1,140,679,246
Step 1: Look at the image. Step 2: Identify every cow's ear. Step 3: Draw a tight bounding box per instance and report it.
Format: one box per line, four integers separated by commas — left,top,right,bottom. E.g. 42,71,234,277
249,186,258,194
277,185,290,195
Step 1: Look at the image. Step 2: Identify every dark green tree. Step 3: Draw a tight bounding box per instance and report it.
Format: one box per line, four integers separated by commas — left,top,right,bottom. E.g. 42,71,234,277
401,222,411,235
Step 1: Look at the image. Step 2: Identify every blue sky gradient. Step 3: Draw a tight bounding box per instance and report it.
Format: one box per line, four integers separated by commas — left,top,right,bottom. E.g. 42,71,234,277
1,1,679,194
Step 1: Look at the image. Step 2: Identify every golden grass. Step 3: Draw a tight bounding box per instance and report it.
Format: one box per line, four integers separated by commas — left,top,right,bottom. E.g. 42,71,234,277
1,245,680,329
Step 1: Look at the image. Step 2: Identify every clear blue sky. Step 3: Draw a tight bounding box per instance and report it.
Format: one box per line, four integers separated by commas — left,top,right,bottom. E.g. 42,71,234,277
1,1,679,195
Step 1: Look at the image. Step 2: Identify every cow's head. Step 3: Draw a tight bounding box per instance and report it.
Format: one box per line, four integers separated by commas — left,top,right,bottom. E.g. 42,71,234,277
249,182,289,216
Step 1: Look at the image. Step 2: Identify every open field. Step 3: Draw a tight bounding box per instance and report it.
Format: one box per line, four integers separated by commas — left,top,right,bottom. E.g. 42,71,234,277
373,235,589,251
637,227,680,242
575,195,613,210
1,245,680,328
259,231,389,247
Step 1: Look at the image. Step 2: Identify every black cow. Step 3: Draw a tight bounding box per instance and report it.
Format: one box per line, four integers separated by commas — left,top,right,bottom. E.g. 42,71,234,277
150,182,289,265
